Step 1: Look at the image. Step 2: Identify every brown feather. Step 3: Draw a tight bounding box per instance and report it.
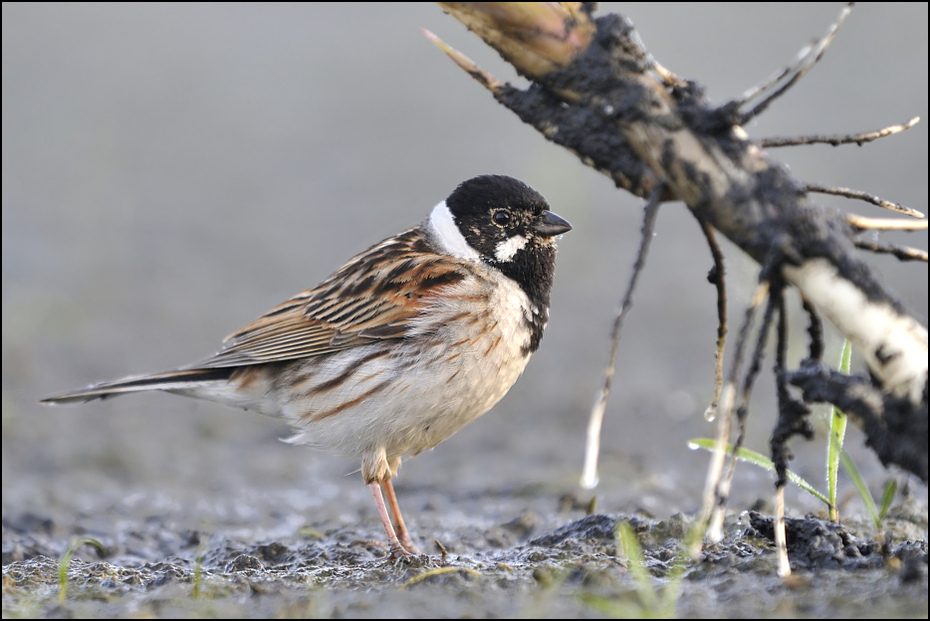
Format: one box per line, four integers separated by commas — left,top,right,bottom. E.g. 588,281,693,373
193,228,467,369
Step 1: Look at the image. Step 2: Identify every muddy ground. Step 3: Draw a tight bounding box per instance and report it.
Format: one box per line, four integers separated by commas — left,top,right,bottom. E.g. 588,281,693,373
3,481,928,618
3,4,927,618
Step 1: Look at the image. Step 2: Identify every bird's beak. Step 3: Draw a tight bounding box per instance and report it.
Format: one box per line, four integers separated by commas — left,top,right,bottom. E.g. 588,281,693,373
534,211,572,237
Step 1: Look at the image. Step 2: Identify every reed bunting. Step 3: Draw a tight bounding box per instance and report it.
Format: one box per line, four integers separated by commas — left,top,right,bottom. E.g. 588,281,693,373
41,174,572,559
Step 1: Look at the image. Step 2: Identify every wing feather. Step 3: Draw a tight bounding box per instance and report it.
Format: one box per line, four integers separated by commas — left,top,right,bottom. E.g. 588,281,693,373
192,228,468,369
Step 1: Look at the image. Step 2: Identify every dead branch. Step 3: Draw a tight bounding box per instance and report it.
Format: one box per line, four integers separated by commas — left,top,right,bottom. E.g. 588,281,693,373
847,214,929,231
760,116,920,149
735,3,853,123
700,221,728,422
808,184,924,219
580,187,662,489
853,241,928,263
430,3,927,489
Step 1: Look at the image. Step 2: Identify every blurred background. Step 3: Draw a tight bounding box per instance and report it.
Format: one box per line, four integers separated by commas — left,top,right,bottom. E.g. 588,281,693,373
3,3,927,539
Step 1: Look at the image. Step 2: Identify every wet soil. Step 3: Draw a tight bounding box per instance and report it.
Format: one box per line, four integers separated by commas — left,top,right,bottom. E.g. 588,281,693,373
3,486,927,618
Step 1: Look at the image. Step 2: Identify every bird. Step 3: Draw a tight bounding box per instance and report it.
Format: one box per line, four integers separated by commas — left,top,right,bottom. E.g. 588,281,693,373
41,174,572,560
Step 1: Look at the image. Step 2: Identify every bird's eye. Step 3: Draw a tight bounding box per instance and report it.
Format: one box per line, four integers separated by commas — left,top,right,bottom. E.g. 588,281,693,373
492,210,511,226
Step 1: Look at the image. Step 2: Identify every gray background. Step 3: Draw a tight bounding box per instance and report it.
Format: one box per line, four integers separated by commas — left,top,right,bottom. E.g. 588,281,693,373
3,3,927,542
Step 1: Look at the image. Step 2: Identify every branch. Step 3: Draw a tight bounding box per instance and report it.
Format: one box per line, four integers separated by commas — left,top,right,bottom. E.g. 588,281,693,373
430,3,928,484
809,183,924,219
581,187,662,490
760,117,920,149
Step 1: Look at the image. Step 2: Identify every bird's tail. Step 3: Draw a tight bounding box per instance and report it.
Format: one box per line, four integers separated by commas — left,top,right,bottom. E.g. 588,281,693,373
40,367,234,405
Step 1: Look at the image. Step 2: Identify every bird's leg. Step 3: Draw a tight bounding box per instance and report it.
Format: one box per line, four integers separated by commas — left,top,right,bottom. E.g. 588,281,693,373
382,477,421,554
368,481,412,559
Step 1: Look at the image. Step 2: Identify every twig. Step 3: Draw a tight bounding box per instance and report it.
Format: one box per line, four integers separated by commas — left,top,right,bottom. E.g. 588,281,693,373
847,214,929,230
854,241,928,263
700,221,728,422
710,285,779,540
771,292,814,578
703,280,770,542
737,3,853,123
802,300,824,362
760,117,920,148
422,29,504,91
775,484,790,577
770,293,815,489
807,184,925,219
581,187,663,489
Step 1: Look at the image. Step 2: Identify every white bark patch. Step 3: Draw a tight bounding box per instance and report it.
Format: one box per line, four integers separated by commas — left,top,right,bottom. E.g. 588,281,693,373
495,235,527,262
427,201,481,262
782,258,928,404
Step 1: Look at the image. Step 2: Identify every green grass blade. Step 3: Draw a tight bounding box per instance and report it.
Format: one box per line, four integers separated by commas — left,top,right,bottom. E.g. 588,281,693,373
827,339,852,522
617,520,658,611
58,537,104,603
688,438,829,505
879,479,898,522
839,449,879,527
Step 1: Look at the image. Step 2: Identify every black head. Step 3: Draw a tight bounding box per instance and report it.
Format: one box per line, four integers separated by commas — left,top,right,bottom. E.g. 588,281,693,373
444,175,571,265
430,175,571,346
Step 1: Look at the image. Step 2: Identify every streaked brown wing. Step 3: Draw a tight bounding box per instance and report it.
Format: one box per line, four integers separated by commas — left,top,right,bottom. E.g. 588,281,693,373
193,228,467,368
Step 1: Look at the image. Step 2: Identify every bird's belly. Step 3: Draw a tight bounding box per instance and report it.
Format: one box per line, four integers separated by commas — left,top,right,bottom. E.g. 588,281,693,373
274,333,531,461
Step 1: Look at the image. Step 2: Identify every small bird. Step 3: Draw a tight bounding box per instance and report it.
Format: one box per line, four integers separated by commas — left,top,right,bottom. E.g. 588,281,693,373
41,174,571,559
